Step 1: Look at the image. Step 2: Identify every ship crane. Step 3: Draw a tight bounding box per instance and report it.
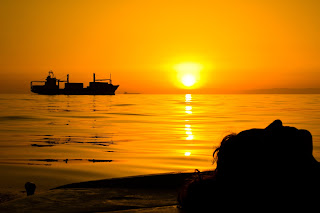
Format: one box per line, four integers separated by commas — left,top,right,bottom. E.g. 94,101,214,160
54,74,69,88
57,74,69,85
93,73,112,84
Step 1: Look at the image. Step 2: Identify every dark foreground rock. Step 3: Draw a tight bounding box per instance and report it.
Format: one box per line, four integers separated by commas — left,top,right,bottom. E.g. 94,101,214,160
0,172,203,212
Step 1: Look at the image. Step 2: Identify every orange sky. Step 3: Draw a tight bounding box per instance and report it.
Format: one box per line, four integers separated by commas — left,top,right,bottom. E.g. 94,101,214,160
1,0,320,93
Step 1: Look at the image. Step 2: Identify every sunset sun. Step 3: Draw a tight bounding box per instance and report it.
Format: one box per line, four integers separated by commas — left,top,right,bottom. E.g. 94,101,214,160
174,62,202,88
182,74,196,87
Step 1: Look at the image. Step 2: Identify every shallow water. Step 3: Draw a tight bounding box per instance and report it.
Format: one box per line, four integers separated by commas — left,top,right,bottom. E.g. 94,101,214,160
0,93,319,192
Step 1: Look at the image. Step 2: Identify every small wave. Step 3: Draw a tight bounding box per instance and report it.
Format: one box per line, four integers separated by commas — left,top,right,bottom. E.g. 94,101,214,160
90,136,110,138
19,99,34,101
0,116,37,121
56,115,108,118
112,104,135,106
30,159,58,162
88,159,112,163
29,159,112,163
106,112,150,116
31,144,55,147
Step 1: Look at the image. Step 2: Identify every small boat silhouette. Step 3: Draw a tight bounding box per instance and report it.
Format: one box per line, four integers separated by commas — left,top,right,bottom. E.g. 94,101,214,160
31,71,119,95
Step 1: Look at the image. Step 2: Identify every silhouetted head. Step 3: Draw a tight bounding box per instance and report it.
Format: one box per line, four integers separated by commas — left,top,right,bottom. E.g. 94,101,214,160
214,120,318,183
179,120,320,211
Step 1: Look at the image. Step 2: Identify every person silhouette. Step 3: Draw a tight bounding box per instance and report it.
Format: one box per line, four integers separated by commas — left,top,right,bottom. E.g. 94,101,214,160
178,120,320,211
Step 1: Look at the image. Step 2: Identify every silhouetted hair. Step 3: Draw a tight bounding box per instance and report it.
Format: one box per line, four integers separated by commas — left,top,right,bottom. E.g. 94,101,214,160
178,120,320,211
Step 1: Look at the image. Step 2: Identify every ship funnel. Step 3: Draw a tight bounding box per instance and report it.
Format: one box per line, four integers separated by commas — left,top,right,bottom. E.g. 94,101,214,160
93,73,95,82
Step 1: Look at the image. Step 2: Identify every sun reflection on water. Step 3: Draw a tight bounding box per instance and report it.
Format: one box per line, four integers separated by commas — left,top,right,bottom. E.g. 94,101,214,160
185,106,192,111
184,152,191,156
184,94,194,156
185,94,192,102
186,135,194,140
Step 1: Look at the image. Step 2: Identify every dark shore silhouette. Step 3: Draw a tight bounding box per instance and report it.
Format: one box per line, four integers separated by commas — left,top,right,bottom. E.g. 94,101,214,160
178,120,320,211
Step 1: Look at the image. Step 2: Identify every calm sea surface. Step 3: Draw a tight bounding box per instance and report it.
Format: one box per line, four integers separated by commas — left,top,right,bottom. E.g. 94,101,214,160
0,94,320,192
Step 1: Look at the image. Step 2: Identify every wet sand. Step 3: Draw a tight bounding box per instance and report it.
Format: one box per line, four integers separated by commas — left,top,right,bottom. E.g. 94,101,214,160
0,192,23,204
0,172,206,212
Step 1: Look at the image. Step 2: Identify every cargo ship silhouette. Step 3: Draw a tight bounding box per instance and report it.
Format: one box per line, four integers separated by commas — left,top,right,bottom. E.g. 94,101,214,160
31,71,119,95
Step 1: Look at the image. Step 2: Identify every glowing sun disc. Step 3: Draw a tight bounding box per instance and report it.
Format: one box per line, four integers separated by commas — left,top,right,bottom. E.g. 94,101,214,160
182,74,196,87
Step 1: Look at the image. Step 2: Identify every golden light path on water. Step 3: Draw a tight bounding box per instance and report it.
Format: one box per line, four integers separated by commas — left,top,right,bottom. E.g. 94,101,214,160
184,94,193,156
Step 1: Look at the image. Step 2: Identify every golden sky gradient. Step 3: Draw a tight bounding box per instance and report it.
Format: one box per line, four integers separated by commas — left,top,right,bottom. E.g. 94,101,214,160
1,0,320,93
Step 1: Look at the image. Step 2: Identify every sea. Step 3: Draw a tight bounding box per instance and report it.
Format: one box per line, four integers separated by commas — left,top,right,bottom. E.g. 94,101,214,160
0,93,319,193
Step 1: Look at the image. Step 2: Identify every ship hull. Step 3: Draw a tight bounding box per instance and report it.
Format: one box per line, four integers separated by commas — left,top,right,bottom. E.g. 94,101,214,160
31,85,119,95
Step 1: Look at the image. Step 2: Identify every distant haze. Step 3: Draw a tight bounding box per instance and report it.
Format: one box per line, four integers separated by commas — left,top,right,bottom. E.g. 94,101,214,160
1,0,320,94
